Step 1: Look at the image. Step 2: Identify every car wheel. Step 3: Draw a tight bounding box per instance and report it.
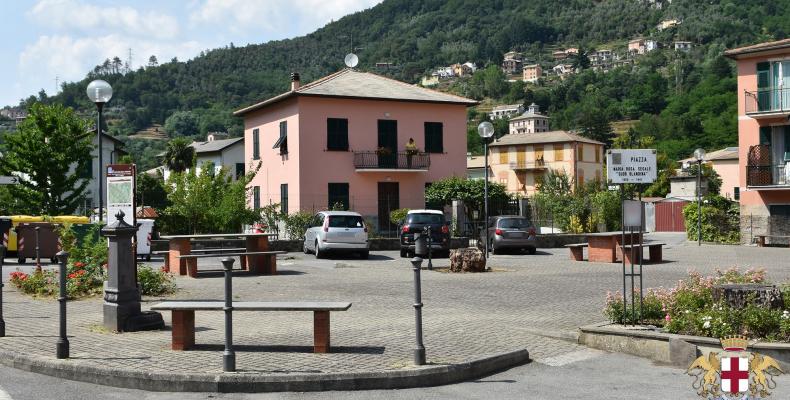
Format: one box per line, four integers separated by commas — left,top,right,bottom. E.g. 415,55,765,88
50,256,58,264
528,247,537,255
145,254,152,261
303,241,310,254
315,240,324,259
489,240,498,255
18,258,25,264
360,251,369,259
400,248,408,258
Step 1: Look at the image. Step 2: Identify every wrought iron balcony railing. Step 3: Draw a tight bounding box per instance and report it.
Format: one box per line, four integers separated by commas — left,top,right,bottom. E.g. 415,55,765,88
508,160,546,170
745,88,790,115
746,144,790,186
353,151,430,170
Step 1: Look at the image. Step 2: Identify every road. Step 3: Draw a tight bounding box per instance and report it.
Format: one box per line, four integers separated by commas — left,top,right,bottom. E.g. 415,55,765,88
4,350,773,400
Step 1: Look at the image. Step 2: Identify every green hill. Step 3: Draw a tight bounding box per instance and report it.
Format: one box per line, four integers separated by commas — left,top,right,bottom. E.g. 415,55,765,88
15,0,790,168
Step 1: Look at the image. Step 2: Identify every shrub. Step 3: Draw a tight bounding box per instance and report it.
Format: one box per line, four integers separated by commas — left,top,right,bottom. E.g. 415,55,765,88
389,208,410,226
603,268,789,341
682,195,739,244
282,211,314,240
137,265,176,296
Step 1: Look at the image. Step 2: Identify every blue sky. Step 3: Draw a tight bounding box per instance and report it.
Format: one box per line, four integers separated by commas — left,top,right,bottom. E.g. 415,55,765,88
0,0,383,107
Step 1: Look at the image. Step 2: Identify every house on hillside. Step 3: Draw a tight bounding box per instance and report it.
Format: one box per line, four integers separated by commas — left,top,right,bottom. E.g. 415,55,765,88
508,103,549,135
657,19,680,31
522,64,542,83
725,39,790,243
553,48,578,61
489,104,524,120
678,147,740,201
160,136,245,181
452,62,476,77
674,41,692,52
553,63,576,79
628,38,658,55
487,130,604,196
234,69,477,232
502,51,523,75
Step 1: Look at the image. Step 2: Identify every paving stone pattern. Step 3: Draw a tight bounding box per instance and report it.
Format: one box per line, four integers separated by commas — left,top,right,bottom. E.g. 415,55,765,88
0,236,788,376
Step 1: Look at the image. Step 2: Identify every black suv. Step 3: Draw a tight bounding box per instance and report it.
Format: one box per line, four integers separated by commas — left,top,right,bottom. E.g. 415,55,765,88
399,210,450,258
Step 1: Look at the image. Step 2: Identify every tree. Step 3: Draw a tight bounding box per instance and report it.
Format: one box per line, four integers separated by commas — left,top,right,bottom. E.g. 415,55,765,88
148,55,158,68
158,162,261,234
164,111,200,137
571,47,591,70
424,177,510,220
137,172,168,210
0,103,92,215
163,137,195,173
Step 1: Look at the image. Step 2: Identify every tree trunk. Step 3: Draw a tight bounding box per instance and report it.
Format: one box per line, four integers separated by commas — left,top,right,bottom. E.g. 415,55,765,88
449,248,486,273
711,284,784,310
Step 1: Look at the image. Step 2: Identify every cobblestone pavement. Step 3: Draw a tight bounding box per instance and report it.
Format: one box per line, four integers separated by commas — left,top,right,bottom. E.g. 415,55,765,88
0,234,788,377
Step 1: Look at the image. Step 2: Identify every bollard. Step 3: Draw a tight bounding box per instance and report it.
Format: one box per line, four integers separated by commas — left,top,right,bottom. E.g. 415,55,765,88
221,257,236,372
35,226,41,273
410,256,426,365
56,250,69,359
0,245,5,337
414,232,427,258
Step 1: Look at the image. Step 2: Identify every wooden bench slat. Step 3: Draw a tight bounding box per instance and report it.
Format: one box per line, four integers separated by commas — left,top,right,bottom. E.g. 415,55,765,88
190,248,247,253
621,242,666,249
176,251,286,259
151,301,352,312
564,243,589,248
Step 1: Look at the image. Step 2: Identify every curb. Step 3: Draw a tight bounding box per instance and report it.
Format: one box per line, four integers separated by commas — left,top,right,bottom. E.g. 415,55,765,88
0,348,530,393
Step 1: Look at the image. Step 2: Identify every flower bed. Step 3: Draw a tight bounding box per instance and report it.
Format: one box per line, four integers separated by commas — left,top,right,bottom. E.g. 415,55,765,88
604,268,790,342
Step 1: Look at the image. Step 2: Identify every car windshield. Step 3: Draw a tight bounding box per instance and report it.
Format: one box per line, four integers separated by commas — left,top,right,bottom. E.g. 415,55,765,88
497,218,531,229
406,213,444,224
328,216,364,228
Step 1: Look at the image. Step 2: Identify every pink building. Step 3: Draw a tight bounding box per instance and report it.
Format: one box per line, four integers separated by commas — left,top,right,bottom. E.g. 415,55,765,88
679,147,739,201
234,69,476,232
725,39,790,242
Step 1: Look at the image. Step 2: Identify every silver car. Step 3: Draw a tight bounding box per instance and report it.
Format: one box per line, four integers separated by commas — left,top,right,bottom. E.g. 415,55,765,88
304,211,369,259
480,216,537,254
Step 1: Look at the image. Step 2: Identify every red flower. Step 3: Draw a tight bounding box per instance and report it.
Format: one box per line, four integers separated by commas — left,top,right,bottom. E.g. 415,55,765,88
73,262,86,268
67,273,78,279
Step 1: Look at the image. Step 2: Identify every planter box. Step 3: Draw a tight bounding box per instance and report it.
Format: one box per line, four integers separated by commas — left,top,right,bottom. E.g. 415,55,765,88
579,322,790,369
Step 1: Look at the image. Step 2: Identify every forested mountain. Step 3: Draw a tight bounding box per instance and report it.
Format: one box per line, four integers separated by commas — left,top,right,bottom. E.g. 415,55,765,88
13,0,790,168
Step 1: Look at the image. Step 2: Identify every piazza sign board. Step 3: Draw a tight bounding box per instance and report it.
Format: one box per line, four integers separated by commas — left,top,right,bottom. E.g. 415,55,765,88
606,149,657,184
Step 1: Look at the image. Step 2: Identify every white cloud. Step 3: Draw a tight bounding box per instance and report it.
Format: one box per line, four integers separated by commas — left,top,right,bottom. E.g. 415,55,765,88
18,34,202,85
190,0,382,35
29,0,180,39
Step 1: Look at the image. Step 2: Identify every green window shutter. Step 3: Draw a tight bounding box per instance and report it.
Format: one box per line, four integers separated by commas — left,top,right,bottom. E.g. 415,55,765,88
252,129,260,159
757,62,770,89
759,126,772,145
280,184,288,214
328,183,349,210
424,122,443,153
327,118,348,150
785,126,790,160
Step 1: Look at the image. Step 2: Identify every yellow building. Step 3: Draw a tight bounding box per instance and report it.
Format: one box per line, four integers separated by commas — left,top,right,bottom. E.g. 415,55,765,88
486,131,605,196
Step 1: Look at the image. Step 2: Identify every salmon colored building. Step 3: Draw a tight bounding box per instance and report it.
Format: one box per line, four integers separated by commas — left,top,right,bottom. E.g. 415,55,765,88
726,39,790,243
234,69,476,232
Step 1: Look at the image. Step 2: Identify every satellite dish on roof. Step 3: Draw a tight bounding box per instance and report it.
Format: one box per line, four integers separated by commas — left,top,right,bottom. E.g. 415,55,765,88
344,53,359,68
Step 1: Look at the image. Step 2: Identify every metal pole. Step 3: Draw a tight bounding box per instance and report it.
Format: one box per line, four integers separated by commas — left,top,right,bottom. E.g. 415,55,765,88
56,251,69,359
97,102,104,223
638,190,644,325
221,257,236,372
0,245,5,337
410,256,426,365
426,226,433,270
484,140,489,259
621,185,626,325
35,226,41,273
697,160,702,246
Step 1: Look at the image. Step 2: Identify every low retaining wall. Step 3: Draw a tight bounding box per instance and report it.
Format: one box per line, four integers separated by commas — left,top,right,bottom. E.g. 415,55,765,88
152,238,471,253
579,323,790,369
535,234,587,248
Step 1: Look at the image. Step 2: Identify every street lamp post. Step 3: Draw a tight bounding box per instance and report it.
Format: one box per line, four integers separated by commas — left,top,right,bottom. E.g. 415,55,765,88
694,148,706,247
477,122,495,259
86,80,113,223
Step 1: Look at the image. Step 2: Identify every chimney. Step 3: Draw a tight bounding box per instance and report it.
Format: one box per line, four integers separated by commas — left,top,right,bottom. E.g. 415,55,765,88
290,72,300,91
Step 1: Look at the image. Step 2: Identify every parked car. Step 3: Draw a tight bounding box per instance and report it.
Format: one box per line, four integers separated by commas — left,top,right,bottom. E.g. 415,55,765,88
303,211,369,259
479,216,537,254
399,209,450,258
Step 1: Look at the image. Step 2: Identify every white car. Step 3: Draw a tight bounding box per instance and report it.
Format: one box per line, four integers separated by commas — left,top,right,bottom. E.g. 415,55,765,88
303,211,369,259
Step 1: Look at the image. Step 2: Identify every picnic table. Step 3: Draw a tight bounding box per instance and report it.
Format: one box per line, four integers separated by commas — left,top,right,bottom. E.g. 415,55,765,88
585,231,642,263
160,233,279,277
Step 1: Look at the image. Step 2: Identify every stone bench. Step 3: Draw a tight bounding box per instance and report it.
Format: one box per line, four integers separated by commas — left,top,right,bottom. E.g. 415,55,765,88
150,301,352,353
176,251,286,277
757,235,790,247
620,242,666,264
564,243,588,261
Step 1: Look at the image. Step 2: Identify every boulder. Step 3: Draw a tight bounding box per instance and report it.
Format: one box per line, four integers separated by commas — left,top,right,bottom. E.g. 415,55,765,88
711,284,784,310
449,248,486,273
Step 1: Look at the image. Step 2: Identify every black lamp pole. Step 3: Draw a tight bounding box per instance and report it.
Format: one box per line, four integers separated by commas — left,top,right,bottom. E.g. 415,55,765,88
96,102,104,223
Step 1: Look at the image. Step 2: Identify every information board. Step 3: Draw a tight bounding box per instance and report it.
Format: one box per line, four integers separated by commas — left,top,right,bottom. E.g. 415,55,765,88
606,149,657,184
106,164,136,225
